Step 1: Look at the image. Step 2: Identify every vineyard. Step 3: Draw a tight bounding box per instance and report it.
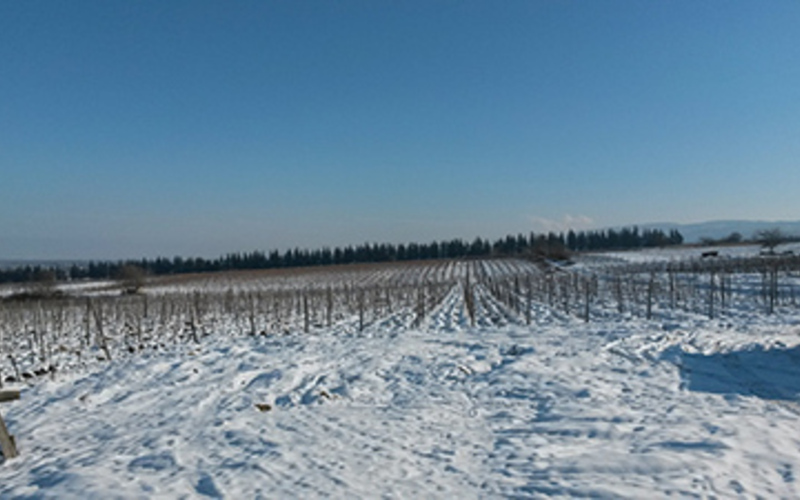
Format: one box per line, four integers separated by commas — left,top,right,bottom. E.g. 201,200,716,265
2,247,800,497
3,249,800,383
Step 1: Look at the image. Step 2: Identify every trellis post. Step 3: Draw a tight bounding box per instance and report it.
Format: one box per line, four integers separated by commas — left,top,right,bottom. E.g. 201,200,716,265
0,389,20,460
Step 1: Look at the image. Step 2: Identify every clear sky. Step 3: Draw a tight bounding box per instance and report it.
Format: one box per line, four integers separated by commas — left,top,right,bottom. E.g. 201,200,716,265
2,1,799,260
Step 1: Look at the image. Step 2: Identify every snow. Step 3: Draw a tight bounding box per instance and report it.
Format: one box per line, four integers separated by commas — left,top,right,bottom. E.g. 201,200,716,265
2,256,800,498
584,241,800,265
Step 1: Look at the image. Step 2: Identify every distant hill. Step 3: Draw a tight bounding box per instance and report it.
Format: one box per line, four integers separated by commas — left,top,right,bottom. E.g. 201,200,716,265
638,220,800,244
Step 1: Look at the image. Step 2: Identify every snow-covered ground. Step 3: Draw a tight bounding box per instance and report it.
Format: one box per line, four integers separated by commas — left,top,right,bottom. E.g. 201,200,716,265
583,241,800,265
2,257,800,498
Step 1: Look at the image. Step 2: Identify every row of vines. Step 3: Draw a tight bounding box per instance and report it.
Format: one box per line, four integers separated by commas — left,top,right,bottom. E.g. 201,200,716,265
2,254,800,386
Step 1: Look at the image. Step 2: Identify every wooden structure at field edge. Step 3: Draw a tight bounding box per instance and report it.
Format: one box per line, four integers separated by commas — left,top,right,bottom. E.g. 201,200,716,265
0,389,20,460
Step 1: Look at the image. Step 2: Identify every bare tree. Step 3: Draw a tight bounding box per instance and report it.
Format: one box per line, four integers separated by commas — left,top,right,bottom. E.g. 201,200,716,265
117,265,146,294
26,269,58,299
724,231,743,244
755,228,786,254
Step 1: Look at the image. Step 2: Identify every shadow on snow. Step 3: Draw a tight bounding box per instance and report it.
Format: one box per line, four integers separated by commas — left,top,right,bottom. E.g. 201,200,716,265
663,344,800,401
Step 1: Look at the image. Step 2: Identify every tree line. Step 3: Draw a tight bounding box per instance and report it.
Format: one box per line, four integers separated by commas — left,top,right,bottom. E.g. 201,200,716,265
565,227,684,252
0,226,683,285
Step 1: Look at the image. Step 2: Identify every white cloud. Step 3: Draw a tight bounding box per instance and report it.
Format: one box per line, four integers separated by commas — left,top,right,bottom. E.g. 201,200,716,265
529,214,595,233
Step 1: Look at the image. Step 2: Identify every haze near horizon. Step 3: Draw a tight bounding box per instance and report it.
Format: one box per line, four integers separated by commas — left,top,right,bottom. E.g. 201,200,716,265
2,1,799,260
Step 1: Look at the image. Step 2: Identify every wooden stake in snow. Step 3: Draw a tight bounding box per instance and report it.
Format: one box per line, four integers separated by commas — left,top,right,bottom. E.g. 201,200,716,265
0,391,19,404
0,389,20,460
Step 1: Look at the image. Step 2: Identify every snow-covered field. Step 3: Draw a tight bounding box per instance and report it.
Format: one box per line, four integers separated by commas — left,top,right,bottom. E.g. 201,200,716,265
586,241,800,265
2,255,800,498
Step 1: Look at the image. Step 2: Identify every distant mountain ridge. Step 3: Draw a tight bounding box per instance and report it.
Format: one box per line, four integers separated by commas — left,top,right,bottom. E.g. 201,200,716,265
635,220,800,244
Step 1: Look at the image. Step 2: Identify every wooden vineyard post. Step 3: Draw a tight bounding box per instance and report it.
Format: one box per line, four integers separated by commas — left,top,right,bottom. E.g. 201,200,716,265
583,277,591,323
464,272,476,327
358,289,365,332
525,276,532,326
614,274,624,314
0,389,20,460
414,286,425,328
708,270,716,319
303,292,310,334
326,287,333,328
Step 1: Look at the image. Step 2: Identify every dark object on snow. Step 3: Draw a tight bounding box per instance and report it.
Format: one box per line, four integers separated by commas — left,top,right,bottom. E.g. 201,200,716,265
0,390,20,460
0,391,20,403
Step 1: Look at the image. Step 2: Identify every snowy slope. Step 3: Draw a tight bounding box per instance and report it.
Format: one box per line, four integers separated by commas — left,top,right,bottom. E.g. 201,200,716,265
2,290,800,498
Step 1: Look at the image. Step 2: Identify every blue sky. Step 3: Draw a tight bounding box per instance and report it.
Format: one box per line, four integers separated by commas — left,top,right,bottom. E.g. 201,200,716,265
2,1,799,259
